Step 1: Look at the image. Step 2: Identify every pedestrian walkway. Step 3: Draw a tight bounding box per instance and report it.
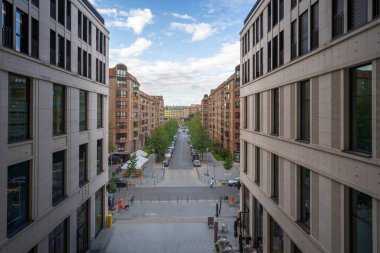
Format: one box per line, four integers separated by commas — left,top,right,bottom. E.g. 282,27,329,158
91,202,239,253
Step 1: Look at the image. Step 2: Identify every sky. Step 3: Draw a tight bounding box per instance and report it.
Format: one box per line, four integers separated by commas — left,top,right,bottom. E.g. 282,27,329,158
90,0,255,106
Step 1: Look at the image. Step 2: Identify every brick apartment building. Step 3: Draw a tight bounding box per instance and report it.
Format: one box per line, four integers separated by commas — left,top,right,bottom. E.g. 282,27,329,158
202,65,241,162
109,64,163,160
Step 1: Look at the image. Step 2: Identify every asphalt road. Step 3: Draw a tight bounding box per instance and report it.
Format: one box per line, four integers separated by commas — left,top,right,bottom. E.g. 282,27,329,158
170,130,193,170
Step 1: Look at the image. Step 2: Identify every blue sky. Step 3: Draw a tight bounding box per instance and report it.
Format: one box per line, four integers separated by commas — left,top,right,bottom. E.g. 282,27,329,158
91,0,255,105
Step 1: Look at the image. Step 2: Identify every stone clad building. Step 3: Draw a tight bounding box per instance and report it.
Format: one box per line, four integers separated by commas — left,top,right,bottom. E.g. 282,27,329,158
0,0,109,252
240,0,380,252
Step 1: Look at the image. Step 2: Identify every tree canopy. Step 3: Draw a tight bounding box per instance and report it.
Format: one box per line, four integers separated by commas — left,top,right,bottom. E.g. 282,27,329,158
187,115,210,158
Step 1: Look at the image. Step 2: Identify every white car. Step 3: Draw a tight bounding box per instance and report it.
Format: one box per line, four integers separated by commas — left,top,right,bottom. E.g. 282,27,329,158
193,160,201,167
228,177,240,186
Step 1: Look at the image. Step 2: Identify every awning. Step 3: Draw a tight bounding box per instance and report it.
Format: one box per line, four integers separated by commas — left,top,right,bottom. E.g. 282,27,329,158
121,156,149,170
133,150,148,158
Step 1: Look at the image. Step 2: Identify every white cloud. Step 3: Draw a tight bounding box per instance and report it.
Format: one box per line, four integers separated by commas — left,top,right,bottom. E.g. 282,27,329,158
109,41,240,105
104,8,153,34
97,8,117,16
110,38,152,58
170,12,196,21
170,22,214,42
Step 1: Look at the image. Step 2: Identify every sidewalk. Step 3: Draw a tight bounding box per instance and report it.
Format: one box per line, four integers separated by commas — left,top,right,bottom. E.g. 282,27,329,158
197,152,240,186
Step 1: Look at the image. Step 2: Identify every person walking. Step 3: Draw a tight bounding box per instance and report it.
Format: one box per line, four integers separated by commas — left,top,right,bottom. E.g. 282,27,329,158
118,197,124,212
209,178,214,188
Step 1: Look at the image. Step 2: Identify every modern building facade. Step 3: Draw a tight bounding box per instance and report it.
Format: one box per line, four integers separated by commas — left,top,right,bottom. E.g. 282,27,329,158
205,66,241,162
109,64,164,158
0,0,109,252
240,0,380,252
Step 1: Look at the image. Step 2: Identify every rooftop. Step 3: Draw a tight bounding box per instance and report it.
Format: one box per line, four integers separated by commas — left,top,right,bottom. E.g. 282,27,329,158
81,0,105,24
244,0,262,25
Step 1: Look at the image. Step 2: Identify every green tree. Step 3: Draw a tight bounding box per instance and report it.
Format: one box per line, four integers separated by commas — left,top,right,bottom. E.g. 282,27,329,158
127,153,138,178
223,153,233,170
107,174,117,193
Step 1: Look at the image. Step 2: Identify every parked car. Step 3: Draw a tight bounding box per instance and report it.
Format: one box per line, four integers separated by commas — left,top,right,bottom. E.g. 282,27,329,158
163,160,170,167
115,178,127,187
228,177,240,186
193,160,201,167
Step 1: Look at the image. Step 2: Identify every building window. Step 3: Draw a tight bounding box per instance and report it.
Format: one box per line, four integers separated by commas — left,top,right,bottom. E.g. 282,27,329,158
255,93,260,131
88,21,92,45
66,0,71,30
273,0,278,26
49,221,67,253
350,64,372,154
77,47,81,75
350,188,372,253
260,48,263,76
57,0,64,25
7,161,30,237
272,155,279,202
348,0,368,31
255,147,260,185
270,218,284,253
116,101,127,108
79,90,87,131
299,81,310,142
268,41,272,72
254,199,263,251
116,133,127,141
292,243,303,253
243,142,247,173
116,90,127,98
77,201,89,253
374,0,380,18
116,122,127,129
96,59,99,81
97,139,103,174
311,2,319,50
88,54,91,79
8,74,30,143
291,0,297,9
278,31,284,66
82,15,87,43
299,11,308,56
50,30,56,64
31,18,39,58
273,88,279,135
272,35,278,69
15,10,28,54
255,19,259,44
77,10,82,38
79,144,87,187
2,0,13,48
97,94,103,128
57,35,65,68
95,187,104,236
279,0,284,20
291,20,297,60
65,40,71,70
50,0,56,20
260,13,263,39
52,150,65,205
332,0,344,38
53,84,65,135
82,51,87,77
268,3,271,31
299,167,311,231
116,112,127,119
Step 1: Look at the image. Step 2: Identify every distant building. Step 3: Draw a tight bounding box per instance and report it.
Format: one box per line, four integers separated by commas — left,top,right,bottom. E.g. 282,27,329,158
164,106,185,120
109,64,163,159
240,1,380,253
204,65,240,162
0,0,109,252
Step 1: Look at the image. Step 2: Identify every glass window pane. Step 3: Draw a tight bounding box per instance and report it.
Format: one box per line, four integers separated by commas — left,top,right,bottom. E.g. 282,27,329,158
95,188,103,236
350,64,372,153
79,144,87,186
52,151,65,205
7,161,29,236
77,201,89,253
49,221,67,253
300,167,310,229
97,94,103,128
350,188,372,253
79,90,87,131
254,198,263,250
97,139,103,173
270,217,284,252
8,74,30,142
273,155,279,200
300,81,310,141
53,84,65,135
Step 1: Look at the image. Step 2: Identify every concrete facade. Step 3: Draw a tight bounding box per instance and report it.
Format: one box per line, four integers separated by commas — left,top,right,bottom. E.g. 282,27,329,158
0,0,109,252
240,0,380,253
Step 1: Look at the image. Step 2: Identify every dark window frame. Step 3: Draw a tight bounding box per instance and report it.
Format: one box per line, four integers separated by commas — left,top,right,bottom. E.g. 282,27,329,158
347,0,368,31
57,0,65,25
332,0,344,38
311,2,319,50
57,34,65,68
291,20,297,60
272,154,279,203
299,10,309,56
299,166,311,232
53,84,66,135
255,93,261,131
79,144,87,187
31,18,39,58
49,220,67,253
272,88,279,135
255,147,260,185
52,150,66,206
15,9,28,54
2,0,13,49
97,94,103,128
79,90,88,131
97,139,103,174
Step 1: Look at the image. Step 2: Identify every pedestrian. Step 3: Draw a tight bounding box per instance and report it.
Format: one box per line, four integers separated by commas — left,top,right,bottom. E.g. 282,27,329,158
210,178,214,188
118,197,124,212
130,195,134,204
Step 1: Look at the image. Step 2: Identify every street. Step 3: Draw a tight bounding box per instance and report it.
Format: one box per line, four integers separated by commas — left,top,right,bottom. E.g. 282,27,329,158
93,129,241,253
